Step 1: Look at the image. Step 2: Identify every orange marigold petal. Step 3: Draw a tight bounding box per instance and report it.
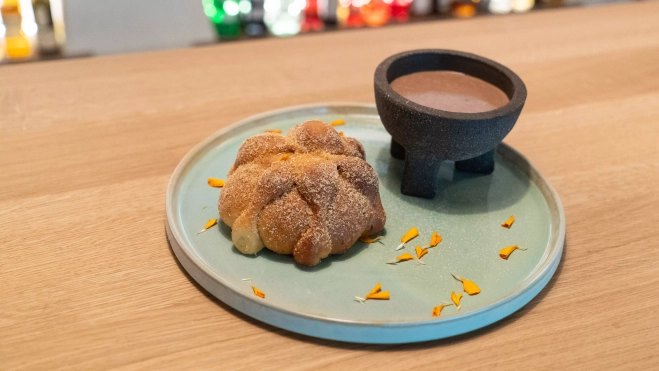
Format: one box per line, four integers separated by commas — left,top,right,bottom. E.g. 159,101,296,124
369,283,382,295
204,219,217,230
207,178,225,187
365,291,390,300
452,273,481,296
451,291,463,307
359,236,384,244
251,286,265,298
401,227,419,243
396,253,415,262
432,305,446,317
415,246,428,260
429,231,442,247
499,245,526,259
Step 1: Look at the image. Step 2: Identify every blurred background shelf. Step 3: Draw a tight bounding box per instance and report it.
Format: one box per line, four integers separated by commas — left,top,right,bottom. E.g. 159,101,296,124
0,0,639,65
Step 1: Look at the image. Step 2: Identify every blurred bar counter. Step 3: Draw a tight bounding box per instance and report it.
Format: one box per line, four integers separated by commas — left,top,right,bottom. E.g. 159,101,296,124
0,0,641,64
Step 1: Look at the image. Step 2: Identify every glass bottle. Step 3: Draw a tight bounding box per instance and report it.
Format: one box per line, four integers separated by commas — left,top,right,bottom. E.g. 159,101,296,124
0,15,5,62
32,0,59,55
411,0,433,16
203,0,241,39
1,0,38,61
511,0,534,13
360,0,390,27
301,0,324,32
390,0,411,22
436,0,452,14
317,0,337,26
450,0,477,18
343,0,365,28
240,0,267,37
263,0,304,36
488,0,511,14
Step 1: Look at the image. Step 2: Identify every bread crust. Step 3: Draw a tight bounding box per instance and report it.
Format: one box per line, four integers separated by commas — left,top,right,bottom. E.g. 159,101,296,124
219,120,386,266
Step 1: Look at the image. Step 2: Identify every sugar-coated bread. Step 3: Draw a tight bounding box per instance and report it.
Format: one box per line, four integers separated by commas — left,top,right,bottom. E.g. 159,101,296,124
219,120,386,266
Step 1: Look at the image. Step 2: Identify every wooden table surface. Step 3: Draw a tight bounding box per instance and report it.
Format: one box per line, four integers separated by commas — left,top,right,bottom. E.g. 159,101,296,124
2,2,658,369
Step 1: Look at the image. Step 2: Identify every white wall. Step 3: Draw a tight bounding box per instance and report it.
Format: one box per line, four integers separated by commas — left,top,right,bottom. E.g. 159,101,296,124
63,0,216,56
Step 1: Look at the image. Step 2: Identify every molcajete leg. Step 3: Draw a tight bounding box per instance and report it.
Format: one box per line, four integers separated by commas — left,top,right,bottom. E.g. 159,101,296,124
401,153,441,199
390,138,406,160
455,148,496,174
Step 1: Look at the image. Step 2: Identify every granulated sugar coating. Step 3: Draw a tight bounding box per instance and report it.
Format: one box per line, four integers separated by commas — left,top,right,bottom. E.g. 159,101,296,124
219,120,387,266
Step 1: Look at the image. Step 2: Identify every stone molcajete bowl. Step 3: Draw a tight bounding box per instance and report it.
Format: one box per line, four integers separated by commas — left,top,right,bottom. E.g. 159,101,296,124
374,49,527,199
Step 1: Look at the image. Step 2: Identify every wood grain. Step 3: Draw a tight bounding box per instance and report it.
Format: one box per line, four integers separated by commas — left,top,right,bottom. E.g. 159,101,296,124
1,2,659,369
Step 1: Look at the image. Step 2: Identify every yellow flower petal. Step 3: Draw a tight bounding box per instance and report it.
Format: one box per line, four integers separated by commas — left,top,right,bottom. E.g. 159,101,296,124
451,291,463,308
401,227,419,243
369,283,382,295
502,215,515,228
207,178,225,188
242,278,265,298
432,304,449,317
331,119,345,126
452,273,481,295
415,246,428,260
204,219,217,230
251,286,265,298
499,245,527,259
359,236,384,244
365,291,390,300
429,231,442,247
356,283,390,302
198,218,218,234
393,253,414,262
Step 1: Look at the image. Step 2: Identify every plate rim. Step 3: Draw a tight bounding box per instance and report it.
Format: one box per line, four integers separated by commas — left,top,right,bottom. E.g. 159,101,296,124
165,103,566,343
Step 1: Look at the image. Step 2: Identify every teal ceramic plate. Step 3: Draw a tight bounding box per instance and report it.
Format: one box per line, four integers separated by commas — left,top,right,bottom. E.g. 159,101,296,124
166,103,565,344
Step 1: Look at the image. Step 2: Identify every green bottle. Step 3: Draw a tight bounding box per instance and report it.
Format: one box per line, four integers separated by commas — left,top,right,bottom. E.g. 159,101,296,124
203,0,241,39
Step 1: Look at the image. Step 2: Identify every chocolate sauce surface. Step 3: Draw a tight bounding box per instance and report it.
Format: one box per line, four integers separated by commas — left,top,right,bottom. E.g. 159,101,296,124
390,71,509,113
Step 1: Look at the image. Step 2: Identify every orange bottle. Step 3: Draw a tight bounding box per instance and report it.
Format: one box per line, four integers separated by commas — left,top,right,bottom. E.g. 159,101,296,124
1,0,37,60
